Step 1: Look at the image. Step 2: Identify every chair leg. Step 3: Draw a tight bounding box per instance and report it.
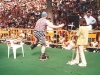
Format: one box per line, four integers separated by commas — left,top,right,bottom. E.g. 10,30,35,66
22,47,24,57
13,49,16,59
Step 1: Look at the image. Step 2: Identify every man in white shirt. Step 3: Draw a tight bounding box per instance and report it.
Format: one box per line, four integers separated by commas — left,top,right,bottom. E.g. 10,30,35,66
84,11,96,30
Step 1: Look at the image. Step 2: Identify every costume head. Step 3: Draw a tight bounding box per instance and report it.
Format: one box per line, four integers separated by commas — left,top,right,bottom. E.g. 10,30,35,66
41,12,47,17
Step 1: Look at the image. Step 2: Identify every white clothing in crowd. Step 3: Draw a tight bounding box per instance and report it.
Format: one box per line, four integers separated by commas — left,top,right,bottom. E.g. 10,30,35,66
91,42,98,47
98,15,100,21
63,41,75,50
84,15,96,30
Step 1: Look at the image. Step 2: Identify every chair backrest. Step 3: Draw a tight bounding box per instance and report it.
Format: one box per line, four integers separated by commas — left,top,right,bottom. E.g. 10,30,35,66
7,41,11,46
6,40,14,47
6,39,22,47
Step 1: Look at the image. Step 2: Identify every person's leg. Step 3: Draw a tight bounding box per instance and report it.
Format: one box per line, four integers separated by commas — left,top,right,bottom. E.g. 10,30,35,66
39,32,49,60
39,45,49,60
67,47,79,65
30,31,39,50
41,45,46,53
30,38,38,50
74,47,80,63
78,45,87,66
39,45,47,60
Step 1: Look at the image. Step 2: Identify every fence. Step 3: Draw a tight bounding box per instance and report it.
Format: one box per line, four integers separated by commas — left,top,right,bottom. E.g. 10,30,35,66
0,28,100,46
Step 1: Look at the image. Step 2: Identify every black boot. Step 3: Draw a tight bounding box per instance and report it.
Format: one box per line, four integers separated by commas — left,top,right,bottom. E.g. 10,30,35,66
30,43,37,50
39,53,49,61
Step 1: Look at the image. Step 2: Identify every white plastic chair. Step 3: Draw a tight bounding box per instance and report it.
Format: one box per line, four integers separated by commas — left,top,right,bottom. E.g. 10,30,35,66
6,39,24,59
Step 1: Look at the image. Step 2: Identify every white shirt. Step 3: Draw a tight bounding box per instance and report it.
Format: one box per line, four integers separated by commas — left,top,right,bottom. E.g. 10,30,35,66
91,42,98,47
82,0,86,1
84,15,96,26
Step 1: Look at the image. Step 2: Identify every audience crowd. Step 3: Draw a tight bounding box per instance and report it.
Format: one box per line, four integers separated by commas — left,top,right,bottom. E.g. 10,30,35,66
0,0,100,52
0,0,100,30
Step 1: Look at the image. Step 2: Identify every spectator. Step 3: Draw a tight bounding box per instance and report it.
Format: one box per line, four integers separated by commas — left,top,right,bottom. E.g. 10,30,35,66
84,11,96,30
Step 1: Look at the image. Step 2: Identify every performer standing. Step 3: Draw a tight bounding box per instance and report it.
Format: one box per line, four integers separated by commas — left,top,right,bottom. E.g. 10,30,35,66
30,11,64,61
67,18,89,67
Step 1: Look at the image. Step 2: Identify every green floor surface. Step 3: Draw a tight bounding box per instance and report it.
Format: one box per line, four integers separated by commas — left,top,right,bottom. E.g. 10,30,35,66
0,43,100,75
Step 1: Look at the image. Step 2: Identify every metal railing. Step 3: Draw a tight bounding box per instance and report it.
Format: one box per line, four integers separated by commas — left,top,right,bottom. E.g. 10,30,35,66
0,28,100,46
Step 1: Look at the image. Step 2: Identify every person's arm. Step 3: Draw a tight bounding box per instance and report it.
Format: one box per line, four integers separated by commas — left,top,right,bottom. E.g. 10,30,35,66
72,27,82,39
90,17,96,25
46,20,64,28
75,27,81,37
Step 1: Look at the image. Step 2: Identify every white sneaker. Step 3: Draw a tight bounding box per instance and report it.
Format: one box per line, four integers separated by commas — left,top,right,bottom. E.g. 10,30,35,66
67,60,79,65
78,63,87,67
93,50,96,53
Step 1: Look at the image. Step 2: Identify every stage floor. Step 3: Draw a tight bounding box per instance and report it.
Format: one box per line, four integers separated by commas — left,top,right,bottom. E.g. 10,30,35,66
0,43,100,75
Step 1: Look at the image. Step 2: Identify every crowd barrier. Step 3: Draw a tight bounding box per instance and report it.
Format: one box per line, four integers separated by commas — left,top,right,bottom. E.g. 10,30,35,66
0,28,100,46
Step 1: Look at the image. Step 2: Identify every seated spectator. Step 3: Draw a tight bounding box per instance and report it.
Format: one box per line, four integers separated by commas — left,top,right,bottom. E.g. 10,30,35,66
62,36,76,50
86,38,98,52
19,30,25,38
91,38,98,47
59,35,65,44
